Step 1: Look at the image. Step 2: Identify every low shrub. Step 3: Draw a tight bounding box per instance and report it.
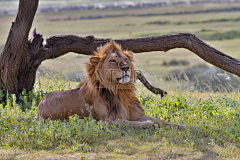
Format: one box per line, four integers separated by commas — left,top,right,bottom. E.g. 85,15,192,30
166,64,240,92
162,59,190,66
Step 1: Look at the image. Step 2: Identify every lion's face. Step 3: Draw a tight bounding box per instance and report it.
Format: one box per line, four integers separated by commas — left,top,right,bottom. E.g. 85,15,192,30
101,49,132,84
88,41,134,87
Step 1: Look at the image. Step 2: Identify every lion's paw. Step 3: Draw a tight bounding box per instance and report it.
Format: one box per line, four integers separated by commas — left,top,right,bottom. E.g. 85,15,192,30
141,120,153,129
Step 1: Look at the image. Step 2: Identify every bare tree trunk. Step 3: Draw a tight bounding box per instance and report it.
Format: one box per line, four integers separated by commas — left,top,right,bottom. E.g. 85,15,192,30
0,0,40,95
0,76,2,90
1,0,240,95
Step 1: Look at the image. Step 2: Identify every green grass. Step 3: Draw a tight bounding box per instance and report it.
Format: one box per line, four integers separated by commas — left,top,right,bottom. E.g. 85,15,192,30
1,78,240,159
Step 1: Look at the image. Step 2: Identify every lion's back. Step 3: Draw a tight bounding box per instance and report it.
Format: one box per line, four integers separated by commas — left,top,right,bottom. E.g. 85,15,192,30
38,88,90,120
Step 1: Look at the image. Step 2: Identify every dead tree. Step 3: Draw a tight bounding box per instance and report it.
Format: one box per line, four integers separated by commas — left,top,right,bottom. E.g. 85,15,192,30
1,0,240,95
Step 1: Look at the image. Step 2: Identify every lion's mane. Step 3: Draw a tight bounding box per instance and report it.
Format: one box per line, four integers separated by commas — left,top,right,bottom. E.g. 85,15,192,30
79,41,144,120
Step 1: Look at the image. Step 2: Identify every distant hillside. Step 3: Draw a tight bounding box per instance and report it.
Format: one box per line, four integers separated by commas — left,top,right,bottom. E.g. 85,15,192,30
1,0,240,15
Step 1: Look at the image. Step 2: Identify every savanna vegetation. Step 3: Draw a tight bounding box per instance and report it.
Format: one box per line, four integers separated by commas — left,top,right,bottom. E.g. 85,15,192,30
1,1,240,159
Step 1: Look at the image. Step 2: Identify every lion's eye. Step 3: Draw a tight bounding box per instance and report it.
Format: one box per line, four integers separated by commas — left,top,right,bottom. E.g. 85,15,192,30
125,58,128,61
110,59,116,63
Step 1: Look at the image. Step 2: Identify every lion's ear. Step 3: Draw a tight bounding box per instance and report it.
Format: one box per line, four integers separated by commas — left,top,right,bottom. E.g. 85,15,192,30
124,51,133,61
127,51,133,57
90,56,100,65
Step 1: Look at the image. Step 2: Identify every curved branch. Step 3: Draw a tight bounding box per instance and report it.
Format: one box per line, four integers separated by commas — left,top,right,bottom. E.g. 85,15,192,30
136,71,167,97
33,33,240,78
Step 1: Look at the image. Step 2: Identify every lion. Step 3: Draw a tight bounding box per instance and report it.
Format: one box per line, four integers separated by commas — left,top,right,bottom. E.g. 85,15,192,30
38,41,185,129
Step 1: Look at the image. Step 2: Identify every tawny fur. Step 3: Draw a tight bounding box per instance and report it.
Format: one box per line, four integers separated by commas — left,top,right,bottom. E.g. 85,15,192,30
38,41,185,129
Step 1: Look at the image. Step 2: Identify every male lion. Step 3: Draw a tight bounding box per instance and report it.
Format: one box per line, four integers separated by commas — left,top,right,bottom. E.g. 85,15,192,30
38,41,185,129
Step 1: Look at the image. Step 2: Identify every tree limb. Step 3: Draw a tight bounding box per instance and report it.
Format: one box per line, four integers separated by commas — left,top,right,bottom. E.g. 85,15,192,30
33,33,240,78
136,71,167,97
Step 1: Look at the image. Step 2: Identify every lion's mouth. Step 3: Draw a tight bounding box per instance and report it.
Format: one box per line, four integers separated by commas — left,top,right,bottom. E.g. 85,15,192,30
116,74,130,83
116,75,129,81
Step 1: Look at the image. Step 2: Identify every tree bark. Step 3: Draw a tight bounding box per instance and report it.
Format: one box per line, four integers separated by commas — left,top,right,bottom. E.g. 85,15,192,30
1,0,240,95
0,0,40,95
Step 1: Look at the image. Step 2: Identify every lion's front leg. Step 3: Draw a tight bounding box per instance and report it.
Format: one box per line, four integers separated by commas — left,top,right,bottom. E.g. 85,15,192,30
116,119,153,129
100,118,154,129
137,115,186,129
93,98,154,129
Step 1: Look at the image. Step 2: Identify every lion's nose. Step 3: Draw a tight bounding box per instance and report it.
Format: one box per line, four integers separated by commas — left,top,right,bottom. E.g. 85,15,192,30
121,66,129,71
